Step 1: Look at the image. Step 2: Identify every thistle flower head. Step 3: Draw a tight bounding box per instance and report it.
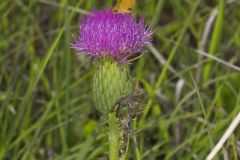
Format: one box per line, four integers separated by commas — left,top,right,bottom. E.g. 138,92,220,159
72,9,152,62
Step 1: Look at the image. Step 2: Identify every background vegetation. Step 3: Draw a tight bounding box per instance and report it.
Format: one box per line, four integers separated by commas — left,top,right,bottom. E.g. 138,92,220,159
0,0,240,159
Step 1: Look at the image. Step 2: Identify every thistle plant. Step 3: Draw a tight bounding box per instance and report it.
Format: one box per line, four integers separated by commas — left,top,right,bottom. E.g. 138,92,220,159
72,9,152,160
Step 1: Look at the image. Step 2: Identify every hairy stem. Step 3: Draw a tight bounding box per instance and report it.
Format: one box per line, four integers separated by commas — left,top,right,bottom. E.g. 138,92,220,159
109,112,120,160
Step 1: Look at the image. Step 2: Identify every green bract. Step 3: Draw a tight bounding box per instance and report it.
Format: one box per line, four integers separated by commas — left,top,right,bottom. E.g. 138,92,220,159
93,58,133,114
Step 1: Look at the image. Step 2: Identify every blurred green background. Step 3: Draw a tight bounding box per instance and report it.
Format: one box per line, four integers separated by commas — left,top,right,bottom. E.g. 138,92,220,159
0,0,240,159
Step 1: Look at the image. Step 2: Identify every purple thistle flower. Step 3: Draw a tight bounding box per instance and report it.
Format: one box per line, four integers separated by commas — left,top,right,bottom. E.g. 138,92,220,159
72,9,152,62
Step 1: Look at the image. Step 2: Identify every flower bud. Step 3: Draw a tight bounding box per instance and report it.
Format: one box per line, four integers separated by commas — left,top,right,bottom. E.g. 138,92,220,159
93,58,133,113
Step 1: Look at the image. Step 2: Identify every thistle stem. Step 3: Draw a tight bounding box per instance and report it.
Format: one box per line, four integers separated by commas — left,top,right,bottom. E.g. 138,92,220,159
109,112,119,160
